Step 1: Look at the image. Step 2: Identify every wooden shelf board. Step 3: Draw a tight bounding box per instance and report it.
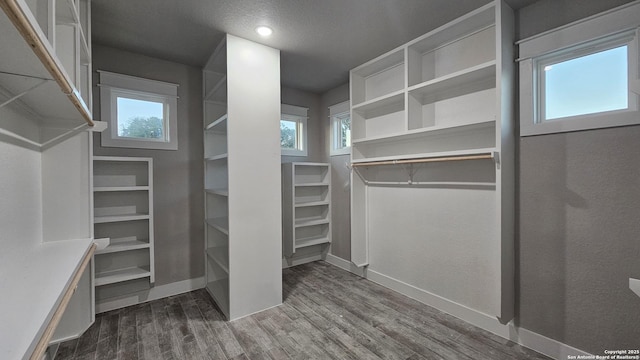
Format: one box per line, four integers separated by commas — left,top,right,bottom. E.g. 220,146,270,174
352,120,495,146
206,247,229,274
205,188,229,197
351,148,496,164
205,114,228,131
352,90,404,113
95,240,150,255
295,235,330,249
94,213,150,224
95,267,151,287
295,217,330,228
205,153,228,162
205,217,229,235
295,200,329,208
94,186,149,192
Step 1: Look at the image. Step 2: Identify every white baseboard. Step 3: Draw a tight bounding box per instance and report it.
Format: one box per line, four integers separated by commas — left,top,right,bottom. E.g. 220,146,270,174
325,253,367,277
96,276,206,313
324,257,590,360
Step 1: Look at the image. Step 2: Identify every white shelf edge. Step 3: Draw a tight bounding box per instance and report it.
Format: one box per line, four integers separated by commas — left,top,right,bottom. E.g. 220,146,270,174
93,156,153,162
295,217,330,228
295,236,330,249
94,214,150,224
407,60,496,95
205,188,229,197
206,247,229,274
204,75,227,101
294,182,329,187
631,278,640,297
352,89,405,112
294,200,329,208
94,267,151,286
352,119,496,146
205,113,228,131
95,240,151,255
93,186,150,192
205,153,228,162
205,217,229,235
351,148,497,164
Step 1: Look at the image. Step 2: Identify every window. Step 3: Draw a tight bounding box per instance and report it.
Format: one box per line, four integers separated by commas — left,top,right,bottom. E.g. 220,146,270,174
518,2,640,136
281,104,308,156
99,71,179,150
329,101,351,156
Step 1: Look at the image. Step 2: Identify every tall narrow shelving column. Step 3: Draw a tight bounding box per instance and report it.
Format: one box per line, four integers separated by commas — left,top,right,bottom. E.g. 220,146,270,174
92,156,155,313
203,34,282,320
350,0,515,322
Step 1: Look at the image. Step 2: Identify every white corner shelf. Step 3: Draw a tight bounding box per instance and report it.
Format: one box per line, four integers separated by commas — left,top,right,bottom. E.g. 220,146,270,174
92,156,155,312
282,162,331,258
205,153,228,162
205,188,229,197
206,247,229,274
630,278,640,298
205,113,228,132
204,75,227,103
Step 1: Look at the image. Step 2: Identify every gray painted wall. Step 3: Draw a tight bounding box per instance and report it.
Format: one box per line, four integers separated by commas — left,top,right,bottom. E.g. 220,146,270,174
281,86,324,164
320,83,351,260
91,44,204,286
517,0,640,353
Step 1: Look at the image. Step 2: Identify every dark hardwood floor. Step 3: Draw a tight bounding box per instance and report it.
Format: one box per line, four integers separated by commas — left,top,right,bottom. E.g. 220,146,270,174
54,261,549,360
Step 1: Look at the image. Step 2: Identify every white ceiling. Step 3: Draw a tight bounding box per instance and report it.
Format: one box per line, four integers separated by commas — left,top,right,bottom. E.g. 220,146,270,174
92,0,538,94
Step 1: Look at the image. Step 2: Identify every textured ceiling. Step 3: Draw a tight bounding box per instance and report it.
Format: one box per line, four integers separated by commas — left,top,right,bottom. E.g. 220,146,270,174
92,0,538,94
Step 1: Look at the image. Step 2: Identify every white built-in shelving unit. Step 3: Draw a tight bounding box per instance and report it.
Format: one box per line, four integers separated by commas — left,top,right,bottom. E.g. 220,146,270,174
92,156,155,312
0,1,104,358
0,0,95,151
282,163,331,257
203,34,282,320
350,0,515,322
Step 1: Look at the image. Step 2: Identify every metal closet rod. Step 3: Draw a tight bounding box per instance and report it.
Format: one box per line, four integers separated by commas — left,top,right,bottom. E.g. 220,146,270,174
351,153,494,167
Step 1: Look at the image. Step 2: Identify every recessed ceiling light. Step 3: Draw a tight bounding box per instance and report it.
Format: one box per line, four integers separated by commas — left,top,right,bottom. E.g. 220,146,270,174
255,26,273,37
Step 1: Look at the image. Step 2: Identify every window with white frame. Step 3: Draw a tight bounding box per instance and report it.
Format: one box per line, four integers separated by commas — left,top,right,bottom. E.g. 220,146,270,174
329,100,351,156
518,2,640,136
99,71,179,150
281,104,308,156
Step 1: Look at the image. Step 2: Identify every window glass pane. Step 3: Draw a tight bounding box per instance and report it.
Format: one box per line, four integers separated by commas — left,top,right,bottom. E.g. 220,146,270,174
280,120,297,149
544,45,628,120
117,97,165,139
340,115,351,148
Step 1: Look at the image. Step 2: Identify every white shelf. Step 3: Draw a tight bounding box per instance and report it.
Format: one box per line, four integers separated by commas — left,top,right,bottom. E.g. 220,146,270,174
0,238,93,360
206,247,229,274
295,200,329,208
408,61,496,98
352,120,495,145
205,153,228,162
351,148,496,164
206,217,229,235
205,114,228,132
205,188,229,197
204,75,227,102
295,216,330,228
94,267,151,287
205,279,230,319
295,235,330,249
631,278,640,298
94,213,150,224
94,186,149,192
95,240,150,255
352,90,405,114
294,182,329,187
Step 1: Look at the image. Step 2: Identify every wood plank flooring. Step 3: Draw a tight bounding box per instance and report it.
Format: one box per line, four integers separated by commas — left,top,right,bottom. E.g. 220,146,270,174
54,261,550,360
